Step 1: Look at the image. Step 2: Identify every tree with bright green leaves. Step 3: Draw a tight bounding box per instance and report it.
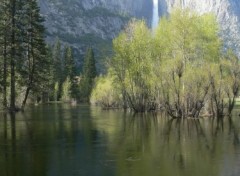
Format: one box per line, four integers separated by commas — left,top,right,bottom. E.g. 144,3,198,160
92,9,240,117
61,77,71,102
153,9,222,117
80,48,97,102
110,19,155,112
208,51,240,117
91,74,121,108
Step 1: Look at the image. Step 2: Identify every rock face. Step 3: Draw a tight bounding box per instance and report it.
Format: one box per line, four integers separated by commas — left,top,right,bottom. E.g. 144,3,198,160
39,0,240,67
158,0,240,55
39,0,152,39
38,0,152,68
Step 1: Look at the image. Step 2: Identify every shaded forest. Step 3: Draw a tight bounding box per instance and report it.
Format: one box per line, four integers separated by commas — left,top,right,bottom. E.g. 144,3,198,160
0,0,97,112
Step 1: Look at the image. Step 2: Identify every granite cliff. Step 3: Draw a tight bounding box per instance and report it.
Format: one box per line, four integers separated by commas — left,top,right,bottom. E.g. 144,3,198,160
39,0,152,67
39,0,240,67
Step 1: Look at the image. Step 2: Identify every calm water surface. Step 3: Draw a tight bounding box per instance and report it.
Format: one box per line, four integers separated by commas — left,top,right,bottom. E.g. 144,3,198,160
0,104,240,176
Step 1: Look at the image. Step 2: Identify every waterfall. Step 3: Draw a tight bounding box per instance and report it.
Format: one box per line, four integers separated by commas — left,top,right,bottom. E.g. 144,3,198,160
152,0,159,29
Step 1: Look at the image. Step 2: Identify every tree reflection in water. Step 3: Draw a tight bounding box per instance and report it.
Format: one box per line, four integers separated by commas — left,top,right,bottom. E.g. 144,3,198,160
0,105,240,176
113,113,240,176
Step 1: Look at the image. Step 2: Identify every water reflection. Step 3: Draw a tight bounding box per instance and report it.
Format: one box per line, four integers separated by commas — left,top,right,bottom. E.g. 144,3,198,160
0,105,239,176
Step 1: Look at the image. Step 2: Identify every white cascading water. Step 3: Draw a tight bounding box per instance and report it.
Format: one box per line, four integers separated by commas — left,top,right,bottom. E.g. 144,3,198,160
152,0,159,29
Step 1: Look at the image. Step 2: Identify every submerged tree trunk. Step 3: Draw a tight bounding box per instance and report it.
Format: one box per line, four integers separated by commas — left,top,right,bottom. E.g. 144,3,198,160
22,38,35,110
3,31,7,109
22,87,31,110
10,0,16,112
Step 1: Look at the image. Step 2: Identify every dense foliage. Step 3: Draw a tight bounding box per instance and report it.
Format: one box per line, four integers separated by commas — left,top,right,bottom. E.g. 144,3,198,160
79,48,97,102
0,0,48,111
91,9,240,118
0,1,97,111
49,42,97,103
49,40,78,102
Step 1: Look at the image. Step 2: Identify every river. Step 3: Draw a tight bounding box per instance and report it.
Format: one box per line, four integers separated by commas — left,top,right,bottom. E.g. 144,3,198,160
0,104,240,176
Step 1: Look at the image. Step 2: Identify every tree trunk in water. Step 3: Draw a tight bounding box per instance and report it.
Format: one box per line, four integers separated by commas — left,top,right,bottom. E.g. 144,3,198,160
42,92,48,103
122,90,128,109
10,0,16,112
10,59,15,111
3,33,7,109
22,87,31,110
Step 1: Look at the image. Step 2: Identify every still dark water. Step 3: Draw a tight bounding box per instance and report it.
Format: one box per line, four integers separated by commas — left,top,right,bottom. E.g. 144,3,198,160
0,104,240,176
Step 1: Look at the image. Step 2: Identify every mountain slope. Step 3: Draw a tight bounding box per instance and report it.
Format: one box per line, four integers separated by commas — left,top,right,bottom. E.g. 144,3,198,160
39,0,152,69
39,0,240,68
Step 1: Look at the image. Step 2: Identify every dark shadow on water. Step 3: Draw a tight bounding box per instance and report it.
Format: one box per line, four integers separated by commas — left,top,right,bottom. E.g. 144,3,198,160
228,117,240,146
1,112,17,176
10,112,17,176
1,105,240,176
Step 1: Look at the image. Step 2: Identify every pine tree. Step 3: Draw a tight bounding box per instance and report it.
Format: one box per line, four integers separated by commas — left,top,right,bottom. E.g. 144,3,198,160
20,0,47,109
52,39,63,101
1,0,25,110
63,46,78,99
80,48,97,102
0,0,49,110
7,0,26,111
0,0,10,109
9,0,17,111
43,45,54,101
64,46,75,79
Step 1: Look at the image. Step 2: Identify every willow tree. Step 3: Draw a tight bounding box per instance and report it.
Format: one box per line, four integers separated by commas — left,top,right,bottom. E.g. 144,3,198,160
208,51,240,117
111,20,155,112
91,74,121,108
93,9,240,117
224,52,240,116
153,10,222,118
